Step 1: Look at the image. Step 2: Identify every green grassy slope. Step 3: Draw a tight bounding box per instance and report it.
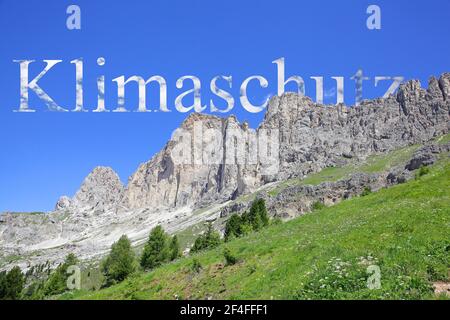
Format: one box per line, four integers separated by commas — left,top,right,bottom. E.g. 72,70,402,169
63,158,450,300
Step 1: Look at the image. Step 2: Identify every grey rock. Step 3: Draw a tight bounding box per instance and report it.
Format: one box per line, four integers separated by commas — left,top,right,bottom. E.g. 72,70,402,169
72,166,124,212
438,73,450,100
405,144,443,171
55,196,73,211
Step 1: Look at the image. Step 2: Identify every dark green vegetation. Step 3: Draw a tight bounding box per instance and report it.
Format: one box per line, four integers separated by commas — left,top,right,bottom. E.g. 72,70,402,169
224,199,270,241
0,254,86,300
0,267,24,300
140,226,180,270
191,223,222,253
42,253,79,296
102,235,136,286
60,155,449,300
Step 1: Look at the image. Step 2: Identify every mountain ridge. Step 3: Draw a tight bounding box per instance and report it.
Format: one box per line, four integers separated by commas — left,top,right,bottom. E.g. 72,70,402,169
56,72,450,213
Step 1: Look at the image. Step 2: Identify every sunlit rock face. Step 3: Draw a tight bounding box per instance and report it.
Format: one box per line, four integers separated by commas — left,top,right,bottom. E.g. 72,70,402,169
72,166,125,212
122,113,262,210
55,166,125,213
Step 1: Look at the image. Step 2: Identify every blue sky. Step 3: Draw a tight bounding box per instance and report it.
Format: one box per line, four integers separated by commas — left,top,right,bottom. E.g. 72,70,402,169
0,0,449,212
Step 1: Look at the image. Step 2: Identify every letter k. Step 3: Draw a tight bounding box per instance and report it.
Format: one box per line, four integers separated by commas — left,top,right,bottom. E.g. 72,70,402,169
13,60,68,112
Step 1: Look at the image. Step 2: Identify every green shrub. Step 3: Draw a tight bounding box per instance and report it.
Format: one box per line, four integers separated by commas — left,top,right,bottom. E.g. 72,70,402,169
244,199,269,230
239,223,254,236
224,248,238,266
0,271,6,299
312,201,326,211
102,235,136,287
191,258,202,273
255,199,269,227
416,165,430,179
361,187,372,197
271,217,283,225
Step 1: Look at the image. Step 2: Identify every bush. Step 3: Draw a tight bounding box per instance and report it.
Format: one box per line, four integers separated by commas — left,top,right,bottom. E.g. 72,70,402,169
191,258,202,273
312,201,326,211
416,165,430,179
255,199,269,227
361,187,372,197
191,223,221,253
102,235,136,286
223,248,238,266
271,217,283,225
239,222,254,236
140,226,170,270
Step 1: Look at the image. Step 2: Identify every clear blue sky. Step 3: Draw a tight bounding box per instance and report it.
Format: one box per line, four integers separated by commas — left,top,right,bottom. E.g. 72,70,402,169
0,0,449,212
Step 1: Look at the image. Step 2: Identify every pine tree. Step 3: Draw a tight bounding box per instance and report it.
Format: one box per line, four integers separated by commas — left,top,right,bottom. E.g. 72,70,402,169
256,199,269,227
43,253,79,296
224,214,243,241
102,235,136,286
140,225,170,270
4,266,24,300
169,235,181,261
248,200,263,231
191,223,221,253
0,271,7,299
204,223,221,248
191,235,206,253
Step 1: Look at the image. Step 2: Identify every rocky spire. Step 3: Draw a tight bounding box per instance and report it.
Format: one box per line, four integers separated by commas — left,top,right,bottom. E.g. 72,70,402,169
56,166,124,212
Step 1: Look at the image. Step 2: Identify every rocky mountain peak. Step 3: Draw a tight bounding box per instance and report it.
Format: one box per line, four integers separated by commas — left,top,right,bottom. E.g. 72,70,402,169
56,166,124,212
180,112,222,129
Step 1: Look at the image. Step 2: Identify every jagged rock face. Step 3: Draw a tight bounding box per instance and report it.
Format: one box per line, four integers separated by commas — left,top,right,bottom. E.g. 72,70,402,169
119,75,449,211
67,166,125,212
122,113,261,209
55,196,73,211
261,75,449,181
438,73,450,100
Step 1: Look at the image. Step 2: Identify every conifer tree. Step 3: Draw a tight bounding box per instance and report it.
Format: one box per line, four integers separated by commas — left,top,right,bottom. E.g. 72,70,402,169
169,235,181,261
102,235,136,286
140,225,170,269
